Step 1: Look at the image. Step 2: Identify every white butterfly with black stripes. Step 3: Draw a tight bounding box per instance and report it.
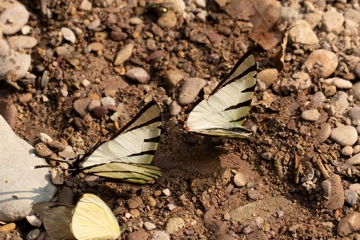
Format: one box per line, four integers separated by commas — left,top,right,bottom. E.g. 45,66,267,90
184,51,257,138
75,101,162,184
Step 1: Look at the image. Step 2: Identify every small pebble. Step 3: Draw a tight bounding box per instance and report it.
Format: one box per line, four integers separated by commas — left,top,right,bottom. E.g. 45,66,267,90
178,78,207,105
79,0,92,11
152,231,170,240
144,222,156,231
165,217,185,234
223,212,230,221
127,196,143,209
341,146,353,156
316,123,331,143
125,68,150,84
114,43,134,66
163,188,171,196
233,172,247,187
247,189,262,200
157,10,177,28
146,196,157,207
169,101,181,116
301,109,320,121
345,189,358,206
302,50,338,78
127,230,149,240
321,180,331,197
50,168,64,185
261,152,272,160
61,27,76,43
167,203,176,211
26,215,42,227
26,229,40,240
58,145,76,159
35,143,52,157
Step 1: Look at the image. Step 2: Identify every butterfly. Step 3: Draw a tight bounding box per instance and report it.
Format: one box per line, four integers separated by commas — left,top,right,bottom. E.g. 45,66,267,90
184,51,257,138
32,193,123,240
74,101,162,184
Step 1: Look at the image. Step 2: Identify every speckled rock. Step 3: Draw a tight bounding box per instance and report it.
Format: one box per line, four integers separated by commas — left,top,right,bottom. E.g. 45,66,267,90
0,39,31,80
302,50,338,78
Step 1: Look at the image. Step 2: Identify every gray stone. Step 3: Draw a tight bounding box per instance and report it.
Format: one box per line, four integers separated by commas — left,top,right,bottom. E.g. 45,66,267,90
0,116,56,221
178,78,207,105
169,101,181,116
345,189,358,206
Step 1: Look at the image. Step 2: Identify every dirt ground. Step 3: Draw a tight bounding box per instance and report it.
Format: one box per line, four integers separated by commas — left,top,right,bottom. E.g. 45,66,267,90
2,0,360,239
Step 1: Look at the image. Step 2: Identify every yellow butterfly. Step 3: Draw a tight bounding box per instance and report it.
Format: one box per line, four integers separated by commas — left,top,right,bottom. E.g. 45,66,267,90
33,194,123,240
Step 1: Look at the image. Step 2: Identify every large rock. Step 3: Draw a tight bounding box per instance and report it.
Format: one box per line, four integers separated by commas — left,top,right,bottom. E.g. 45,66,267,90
0,116,56,221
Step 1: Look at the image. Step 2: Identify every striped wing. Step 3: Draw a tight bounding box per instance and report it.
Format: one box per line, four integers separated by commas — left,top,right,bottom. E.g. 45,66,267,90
32,203,76,240
82,163,162,184
77,101,161,177
185,51,257,138
71,194,121,240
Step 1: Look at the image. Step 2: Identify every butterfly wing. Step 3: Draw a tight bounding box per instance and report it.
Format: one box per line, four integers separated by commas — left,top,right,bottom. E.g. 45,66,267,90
32,203,76,240
76,101,162,181
71,194,121,240
185,51,257,138
82,162,162,184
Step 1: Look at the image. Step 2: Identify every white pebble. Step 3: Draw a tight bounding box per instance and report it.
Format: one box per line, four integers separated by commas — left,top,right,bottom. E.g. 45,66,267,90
163,188,171,196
